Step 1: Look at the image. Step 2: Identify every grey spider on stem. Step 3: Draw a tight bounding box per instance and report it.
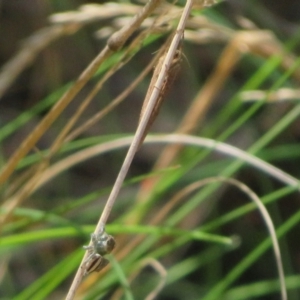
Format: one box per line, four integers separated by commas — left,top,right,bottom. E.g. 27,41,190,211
82,225,116,276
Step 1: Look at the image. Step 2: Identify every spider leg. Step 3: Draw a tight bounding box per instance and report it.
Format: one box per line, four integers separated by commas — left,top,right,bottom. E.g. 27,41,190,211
83,244,93,251
84,232,99,251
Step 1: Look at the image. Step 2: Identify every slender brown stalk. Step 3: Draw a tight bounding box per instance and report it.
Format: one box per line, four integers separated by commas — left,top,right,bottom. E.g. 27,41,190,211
107,0,164,51
65,0,194,298
138,41,182,148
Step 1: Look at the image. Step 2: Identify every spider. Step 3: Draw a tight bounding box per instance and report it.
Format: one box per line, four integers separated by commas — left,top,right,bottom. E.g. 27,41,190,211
82,226,115,276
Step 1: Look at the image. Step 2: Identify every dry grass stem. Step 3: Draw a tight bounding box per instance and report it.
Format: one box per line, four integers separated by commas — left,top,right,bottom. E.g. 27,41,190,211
49,3,140,25
107,0,164,51
138,37,182,148
65,1,194,298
